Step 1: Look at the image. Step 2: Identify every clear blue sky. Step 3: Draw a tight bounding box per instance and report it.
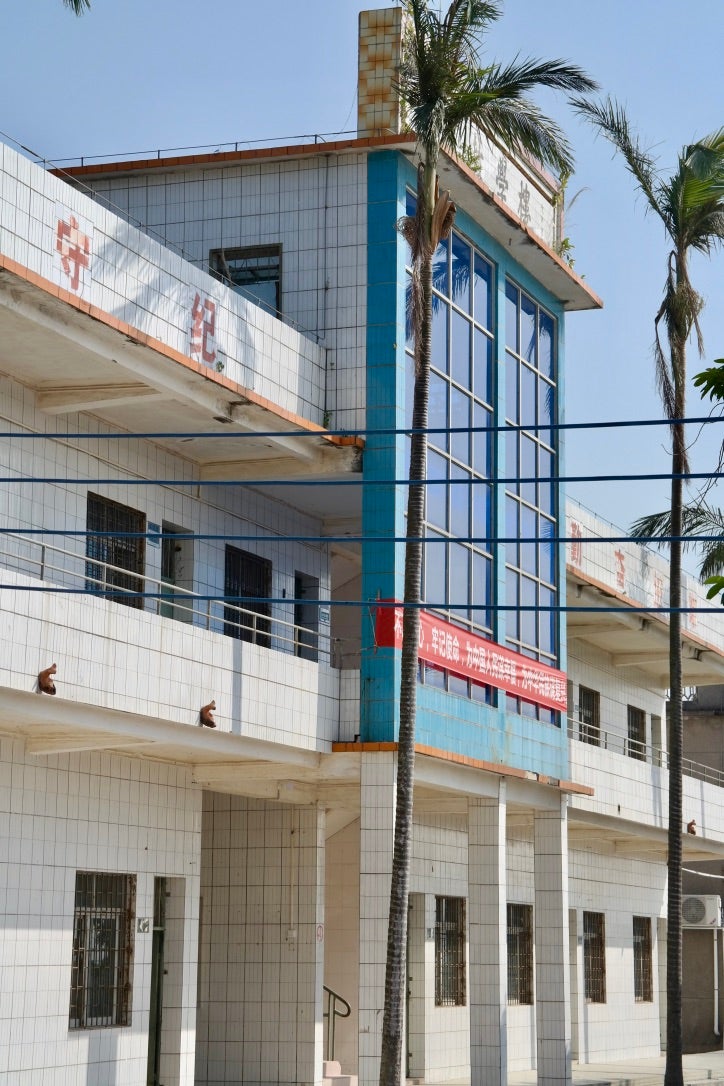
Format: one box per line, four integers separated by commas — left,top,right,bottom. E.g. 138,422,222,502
3,0,724,544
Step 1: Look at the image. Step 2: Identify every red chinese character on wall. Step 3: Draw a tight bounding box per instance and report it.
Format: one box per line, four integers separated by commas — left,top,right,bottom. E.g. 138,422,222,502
570,521,582,566
190,293,217,365
614,550,626,591
653,573,664,608
56,214,90,292
688,592,698,629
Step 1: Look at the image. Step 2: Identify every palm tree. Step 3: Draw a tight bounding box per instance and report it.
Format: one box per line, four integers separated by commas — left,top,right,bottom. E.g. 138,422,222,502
572,98,724,1086
632,501,724,583
379,5,595,1084
62,0,90,11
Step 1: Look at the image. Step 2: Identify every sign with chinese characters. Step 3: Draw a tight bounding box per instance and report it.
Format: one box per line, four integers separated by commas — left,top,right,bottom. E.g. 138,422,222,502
54,203,93,297
189,290,217,366
375,603,567,713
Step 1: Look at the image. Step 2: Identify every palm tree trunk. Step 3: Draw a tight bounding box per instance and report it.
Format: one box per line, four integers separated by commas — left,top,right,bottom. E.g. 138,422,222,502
378,159,435,1086
664,338,686,1086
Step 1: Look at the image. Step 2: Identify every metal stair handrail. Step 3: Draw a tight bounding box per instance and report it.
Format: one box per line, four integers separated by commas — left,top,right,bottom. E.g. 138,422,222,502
323,985,351,1063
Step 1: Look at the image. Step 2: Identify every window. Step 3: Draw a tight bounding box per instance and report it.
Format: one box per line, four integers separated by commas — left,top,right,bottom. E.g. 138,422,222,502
294,571,319,662
85,493,145,609
504,280,558,723
627,705,646,761
633,916,653,1002
405,194,494,644
507,903,533,1005
70,872,135,1029
579,686,600,745
224,545,272,647
209,245,281,317
583,911,606,1003
435,896,466,1006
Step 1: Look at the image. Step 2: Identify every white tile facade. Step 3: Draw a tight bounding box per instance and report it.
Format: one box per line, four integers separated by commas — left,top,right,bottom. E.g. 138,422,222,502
0,738,200,1086
72,153,369,431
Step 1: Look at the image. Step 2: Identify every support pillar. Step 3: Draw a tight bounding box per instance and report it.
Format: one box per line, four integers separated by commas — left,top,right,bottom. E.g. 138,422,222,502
358,752,398,1086
534,797,571,1086
468,783,508,1086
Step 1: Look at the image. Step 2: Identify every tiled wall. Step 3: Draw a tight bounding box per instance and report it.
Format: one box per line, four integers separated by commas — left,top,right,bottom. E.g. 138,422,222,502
506,827,665,1067
568,641,666,752
0,376,355,749
0,737,201,1086
0,141,326,425
197,792,324,1086
74,154,369,430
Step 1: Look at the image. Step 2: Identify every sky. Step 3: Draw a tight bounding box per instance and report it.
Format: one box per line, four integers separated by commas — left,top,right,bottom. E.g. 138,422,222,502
2,0,724,559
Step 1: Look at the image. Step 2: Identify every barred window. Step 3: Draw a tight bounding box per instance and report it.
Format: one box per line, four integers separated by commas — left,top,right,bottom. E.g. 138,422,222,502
583,911,606,1003
435,896,466,1006
70,872,135,1029
633,916,653,1002
85,493,145,609
507,903,534,1005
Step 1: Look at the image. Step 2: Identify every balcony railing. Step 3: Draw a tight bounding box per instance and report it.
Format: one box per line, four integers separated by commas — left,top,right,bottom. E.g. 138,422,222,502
568,717,724,789
1,530,328,663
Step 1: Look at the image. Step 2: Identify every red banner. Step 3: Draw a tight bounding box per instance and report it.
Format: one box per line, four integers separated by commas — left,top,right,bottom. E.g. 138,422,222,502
375,603,567,713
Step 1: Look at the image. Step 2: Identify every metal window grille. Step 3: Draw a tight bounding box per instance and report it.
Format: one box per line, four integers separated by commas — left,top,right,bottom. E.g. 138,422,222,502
70,872,135,1029
627,706,647,761
224,545,272,647
633,916,653,1002
507,903,534,1005
209,245,282,317
583,911,606,1003
578,686,600,746
435,896,466,1006
85,493,145,609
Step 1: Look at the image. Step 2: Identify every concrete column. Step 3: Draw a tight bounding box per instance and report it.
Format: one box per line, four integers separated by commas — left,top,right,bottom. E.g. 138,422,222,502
358,752,397,1086
468,783,508,1086
534,796,571,1086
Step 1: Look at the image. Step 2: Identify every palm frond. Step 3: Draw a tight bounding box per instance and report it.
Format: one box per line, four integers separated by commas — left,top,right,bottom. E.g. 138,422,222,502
631,502,724,582
62,0,91,11
570,96,663,220
452,91,576,173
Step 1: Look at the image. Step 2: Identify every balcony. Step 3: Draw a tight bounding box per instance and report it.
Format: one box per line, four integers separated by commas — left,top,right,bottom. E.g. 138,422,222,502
567,716,724,852
0,140,362,525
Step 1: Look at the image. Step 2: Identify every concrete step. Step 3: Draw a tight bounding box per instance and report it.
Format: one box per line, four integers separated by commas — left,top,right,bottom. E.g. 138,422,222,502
323,1063,358,1086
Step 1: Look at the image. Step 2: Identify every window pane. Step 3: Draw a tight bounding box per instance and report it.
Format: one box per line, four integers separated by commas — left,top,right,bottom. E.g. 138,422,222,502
451,232,471,310
539,586,555,656
520,505,537,576
520,365,536,429
505,354,518,421
450,310,471,388
521,576,537,645
521,293,536,364
472,482,490,545
450,542,469,620
432,236,449,296
472,403,491,478
505,281,519,350
473,252,492,329
520,435,537,505
472,553,492,631
431,300,448,375
539,309,554,378
473,329,492,406
425,531,447,605
450,466,470,538
505,496,519,568
426,451,447,530
450,387,470,464
506,428,519,495
428,372,449,452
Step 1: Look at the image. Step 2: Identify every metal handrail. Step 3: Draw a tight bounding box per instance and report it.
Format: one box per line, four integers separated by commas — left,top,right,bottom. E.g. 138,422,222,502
323,985,351,1063
568,716,724,789
1,530,324,661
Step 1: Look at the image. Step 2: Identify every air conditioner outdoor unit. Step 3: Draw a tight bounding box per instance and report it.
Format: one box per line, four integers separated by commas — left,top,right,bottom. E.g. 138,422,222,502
681,895,722,928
